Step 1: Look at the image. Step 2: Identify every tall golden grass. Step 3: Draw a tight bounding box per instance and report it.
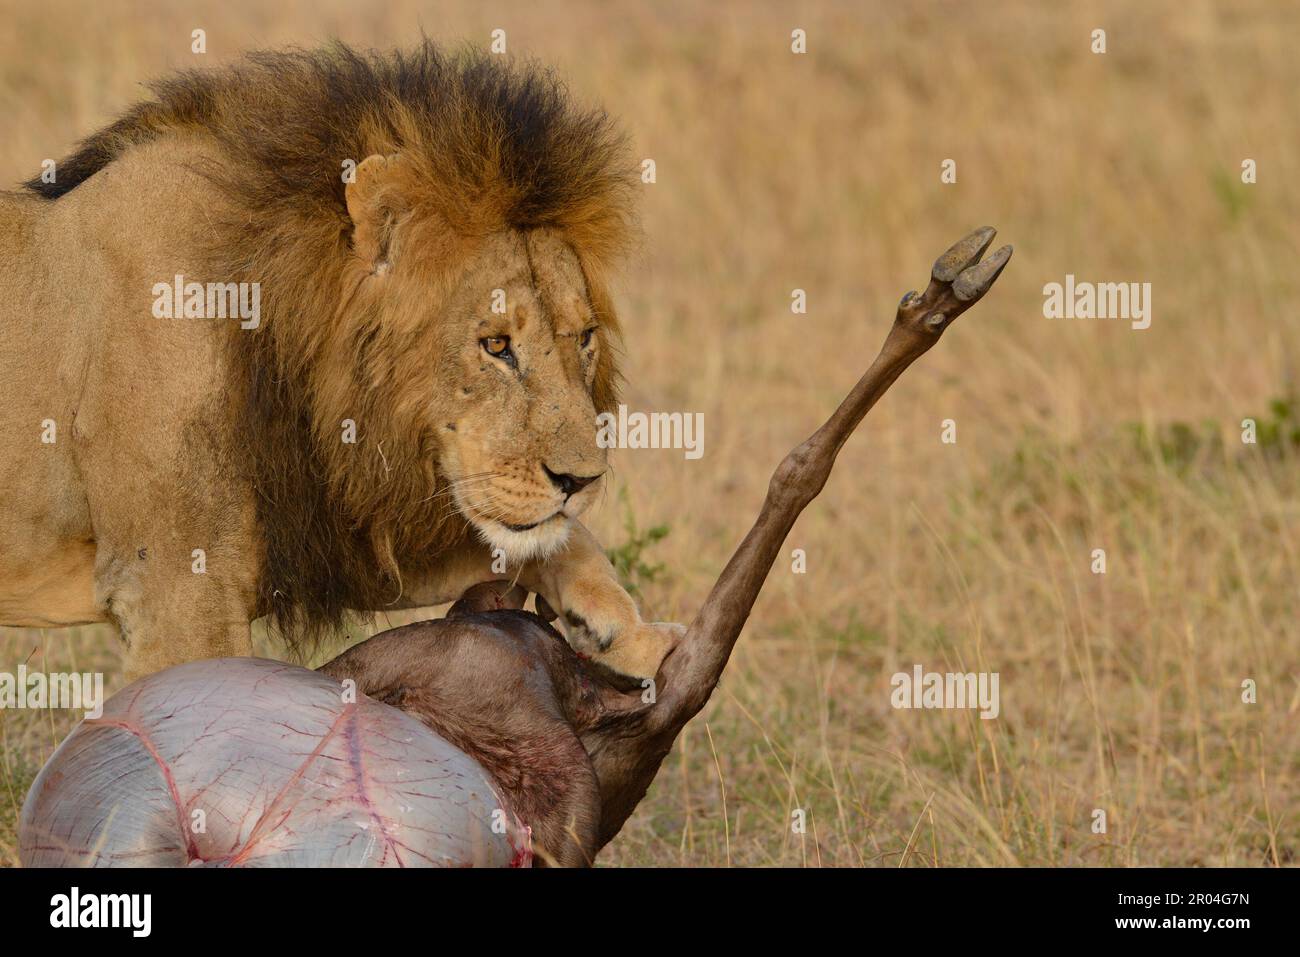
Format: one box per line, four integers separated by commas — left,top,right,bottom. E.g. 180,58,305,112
1,0,1296,866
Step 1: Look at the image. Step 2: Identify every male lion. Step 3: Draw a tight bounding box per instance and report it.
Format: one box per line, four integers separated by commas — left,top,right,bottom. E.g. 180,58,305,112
0,42,678,680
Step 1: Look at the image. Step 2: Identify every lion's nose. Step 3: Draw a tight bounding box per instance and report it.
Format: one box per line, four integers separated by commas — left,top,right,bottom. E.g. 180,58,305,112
543,466,602,498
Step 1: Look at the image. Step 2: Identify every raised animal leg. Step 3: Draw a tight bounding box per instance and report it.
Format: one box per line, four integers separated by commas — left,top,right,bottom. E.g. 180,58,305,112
658,227,1013,718
579,227,1013,847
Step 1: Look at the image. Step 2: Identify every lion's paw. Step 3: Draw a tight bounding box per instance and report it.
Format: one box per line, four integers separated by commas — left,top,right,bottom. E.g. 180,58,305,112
588,621,683,681
553,579,683,679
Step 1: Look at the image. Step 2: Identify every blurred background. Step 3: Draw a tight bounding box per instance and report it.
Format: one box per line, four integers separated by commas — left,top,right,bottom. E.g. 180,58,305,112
1,0,1297,866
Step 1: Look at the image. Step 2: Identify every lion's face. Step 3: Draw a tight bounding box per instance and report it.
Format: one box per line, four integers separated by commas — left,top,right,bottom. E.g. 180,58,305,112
339,153,625,566
426,229,610,561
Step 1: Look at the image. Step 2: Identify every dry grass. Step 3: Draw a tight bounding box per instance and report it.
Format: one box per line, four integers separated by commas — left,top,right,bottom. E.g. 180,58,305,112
2,0,1297,867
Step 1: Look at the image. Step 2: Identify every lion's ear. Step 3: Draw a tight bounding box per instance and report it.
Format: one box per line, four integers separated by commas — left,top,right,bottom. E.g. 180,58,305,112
345,153,409,274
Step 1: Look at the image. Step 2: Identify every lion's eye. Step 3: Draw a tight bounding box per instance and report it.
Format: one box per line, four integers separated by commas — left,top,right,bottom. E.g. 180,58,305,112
580,328,596,349
481,336,512,360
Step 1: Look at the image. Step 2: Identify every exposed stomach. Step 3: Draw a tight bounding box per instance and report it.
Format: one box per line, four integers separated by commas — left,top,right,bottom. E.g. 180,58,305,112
0,540,105,627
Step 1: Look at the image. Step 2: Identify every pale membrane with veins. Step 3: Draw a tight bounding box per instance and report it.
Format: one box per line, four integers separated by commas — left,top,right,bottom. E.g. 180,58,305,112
19,658,529,867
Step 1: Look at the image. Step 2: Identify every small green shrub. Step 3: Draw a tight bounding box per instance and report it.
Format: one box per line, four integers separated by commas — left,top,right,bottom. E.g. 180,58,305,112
604,487,671,600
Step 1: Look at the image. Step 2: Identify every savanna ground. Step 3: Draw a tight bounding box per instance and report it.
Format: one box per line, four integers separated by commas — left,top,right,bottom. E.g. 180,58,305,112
1,0,1297,867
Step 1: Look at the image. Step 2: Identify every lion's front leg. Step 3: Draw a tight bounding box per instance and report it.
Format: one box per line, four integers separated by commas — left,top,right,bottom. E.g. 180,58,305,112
89,528,257,681
518,521,681,680
98,559,255,683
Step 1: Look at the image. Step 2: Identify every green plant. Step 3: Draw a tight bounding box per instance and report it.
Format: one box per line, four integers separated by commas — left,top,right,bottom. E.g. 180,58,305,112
604,487,671,600
1254,396,1300,453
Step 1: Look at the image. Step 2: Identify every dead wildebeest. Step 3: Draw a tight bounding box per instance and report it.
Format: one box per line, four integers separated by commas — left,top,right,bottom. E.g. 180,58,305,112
19,228,1011,867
